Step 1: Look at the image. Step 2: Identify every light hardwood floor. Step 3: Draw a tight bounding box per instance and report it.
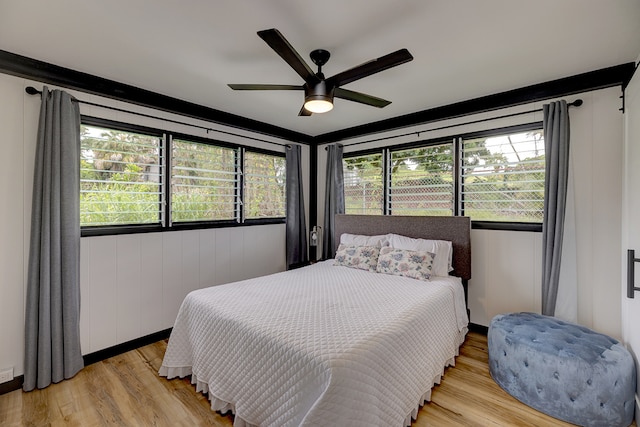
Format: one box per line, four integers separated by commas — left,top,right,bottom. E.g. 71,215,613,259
0,332,631,426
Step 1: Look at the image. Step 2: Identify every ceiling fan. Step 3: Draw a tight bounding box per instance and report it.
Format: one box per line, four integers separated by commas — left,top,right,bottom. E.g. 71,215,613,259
228,28,414,116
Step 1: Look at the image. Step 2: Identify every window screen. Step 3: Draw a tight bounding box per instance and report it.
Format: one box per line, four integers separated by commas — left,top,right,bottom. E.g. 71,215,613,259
80,124,163,226
244,151,286,219
389,143,454,216
461,129,545,222
343,152,384,215
171,139,238,222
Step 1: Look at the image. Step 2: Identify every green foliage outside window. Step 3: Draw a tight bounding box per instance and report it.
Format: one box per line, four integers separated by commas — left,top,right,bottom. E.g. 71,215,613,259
462,131,545,222
80,125,162,226
244,152,286,219
343,153,384,215
171,140,237,222
80,123,286,228
342,128,545,223
390,144,454,216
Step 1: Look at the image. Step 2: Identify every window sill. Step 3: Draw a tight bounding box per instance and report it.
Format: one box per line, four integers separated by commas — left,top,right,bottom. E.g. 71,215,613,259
81,218,286,237
471,221,542,232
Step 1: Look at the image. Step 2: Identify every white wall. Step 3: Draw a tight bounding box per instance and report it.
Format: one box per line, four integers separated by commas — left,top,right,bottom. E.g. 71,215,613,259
621,53,640,424
0,72,297,379
317,86,624,338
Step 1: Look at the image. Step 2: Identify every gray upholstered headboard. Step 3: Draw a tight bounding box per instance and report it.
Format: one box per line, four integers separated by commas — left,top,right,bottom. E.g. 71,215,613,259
334,215,471,280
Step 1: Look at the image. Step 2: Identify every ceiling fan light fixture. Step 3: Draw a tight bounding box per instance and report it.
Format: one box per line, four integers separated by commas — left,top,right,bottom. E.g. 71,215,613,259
304,97,333,113
304,80,334,113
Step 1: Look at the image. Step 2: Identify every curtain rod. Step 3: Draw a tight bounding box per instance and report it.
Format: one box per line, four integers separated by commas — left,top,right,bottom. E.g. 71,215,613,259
324,99,583,150
25,86,290,148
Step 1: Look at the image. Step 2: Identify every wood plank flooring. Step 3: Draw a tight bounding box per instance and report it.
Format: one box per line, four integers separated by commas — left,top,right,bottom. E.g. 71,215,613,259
1,332,632,426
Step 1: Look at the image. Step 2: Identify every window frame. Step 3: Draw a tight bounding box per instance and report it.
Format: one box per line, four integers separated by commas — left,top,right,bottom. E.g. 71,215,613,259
342,122,544,232
168,132,242,229
342,147,386,216
243,147,287,222
388,139,456,217
80,117,285,237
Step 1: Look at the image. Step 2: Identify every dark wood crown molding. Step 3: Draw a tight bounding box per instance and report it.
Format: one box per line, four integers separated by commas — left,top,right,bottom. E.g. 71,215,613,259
0,49,314,144
314,62,636,144
0,49,634,146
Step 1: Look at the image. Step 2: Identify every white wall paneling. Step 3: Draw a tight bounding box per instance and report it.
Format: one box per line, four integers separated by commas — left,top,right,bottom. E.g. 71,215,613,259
116,234,143,344
0,73,27,378
621,53,640,421
87,237,118,352
199,229,217,288
162,231,186,328
81,225,285,354
138,233,164,337
468,230,542,327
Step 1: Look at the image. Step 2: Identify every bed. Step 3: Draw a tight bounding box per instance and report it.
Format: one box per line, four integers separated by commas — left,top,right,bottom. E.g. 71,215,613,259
159,214,471,426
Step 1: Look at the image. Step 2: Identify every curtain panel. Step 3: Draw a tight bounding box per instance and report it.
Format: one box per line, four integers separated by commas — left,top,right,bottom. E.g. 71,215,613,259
285,144,308,268
541,100,571,317
24,87,84,391
322,144,345,259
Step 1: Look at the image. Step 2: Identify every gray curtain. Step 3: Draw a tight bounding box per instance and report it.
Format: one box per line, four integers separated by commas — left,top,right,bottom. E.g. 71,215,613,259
322,144,344,259
542,100,570,316
285,144,308,268
24,87,84,391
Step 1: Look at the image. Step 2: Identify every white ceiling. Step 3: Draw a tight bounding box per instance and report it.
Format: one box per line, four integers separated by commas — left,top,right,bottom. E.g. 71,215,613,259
1,0,639,137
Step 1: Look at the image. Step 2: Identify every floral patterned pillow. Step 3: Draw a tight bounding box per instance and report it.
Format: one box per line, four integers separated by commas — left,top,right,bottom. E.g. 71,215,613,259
334,244,381,272
375,247,436,281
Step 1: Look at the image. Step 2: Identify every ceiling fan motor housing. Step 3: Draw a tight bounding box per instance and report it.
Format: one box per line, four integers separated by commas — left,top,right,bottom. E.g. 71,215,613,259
305,79,334,102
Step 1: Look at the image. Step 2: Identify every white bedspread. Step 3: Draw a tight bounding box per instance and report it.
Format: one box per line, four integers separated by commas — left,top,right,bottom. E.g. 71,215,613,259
159,260,468,427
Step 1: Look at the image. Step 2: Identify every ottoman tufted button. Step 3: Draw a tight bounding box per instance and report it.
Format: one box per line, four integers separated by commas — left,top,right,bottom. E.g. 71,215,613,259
488,312,635,427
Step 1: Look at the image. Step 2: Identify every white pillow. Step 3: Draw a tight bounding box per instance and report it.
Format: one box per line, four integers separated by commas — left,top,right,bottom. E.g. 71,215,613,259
386,233,453,277
339,233,389,248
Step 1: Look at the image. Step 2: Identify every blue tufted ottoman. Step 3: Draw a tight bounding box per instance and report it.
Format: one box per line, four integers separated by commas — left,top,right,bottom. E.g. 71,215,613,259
488,313,636,427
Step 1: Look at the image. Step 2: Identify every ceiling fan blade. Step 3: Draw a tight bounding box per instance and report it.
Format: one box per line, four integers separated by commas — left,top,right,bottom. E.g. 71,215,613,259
327,48,414,88
257,29,320,86
228,84,303,91
298,105,312,116
334,88,391,108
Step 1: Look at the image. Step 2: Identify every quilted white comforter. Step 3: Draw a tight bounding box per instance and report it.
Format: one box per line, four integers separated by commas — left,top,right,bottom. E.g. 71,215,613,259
159,260,468,427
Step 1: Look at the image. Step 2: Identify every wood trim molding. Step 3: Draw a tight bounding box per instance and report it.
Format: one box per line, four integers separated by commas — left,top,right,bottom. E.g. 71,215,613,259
0,49,313,144
83,328,172,366
0,375,24,395
1,49,634,146
0,329,173,396
315,62,636,143
468,323,489,335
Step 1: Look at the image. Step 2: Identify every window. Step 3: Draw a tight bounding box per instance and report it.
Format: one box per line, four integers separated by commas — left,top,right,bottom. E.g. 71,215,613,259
343,152,384,215
389,143,454,216
244,151,286,219
461,129,545,222
80,124,163,227
342,124,545,229
171,139,238,222
80,119,285,234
